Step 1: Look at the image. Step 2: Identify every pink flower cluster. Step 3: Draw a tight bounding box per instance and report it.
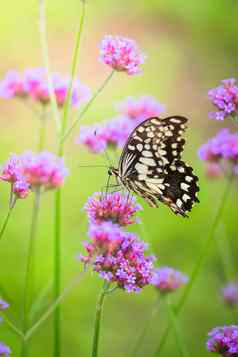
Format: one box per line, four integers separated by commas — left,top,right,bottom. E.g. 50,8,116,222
198,129,238,177
0,68,91,108
207,325,238,356
222,282,238,307
208,78,238,121
80,192,155,292
76,95,165,153
0,343,11,357
85,192,142,226
0,299,9,311
80,222,155,293
0,151,68,199
99,35,145,75
117,96,165,122
151,267,188,293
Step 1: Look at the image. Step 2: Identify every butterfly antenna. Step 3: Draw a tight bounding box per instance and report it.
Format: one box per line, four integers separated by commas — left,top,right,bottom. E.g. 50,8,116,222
78,164,108,169
93,129,113,168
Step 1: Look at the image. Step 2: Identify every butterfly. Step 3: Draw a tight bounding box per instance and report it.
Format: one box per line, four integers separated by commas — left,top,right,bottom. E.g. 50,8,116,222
108,116,199,217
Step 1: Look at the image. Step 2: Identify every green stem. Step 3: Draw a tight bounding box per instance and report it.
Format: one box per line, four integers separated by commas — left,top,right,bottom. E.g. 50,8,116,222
154,177,232,357
1,311,24,338
39,0,60,133
166,296,189,357
53,188,61,357
38,106,47,152
53,3,87,357
217,225,236,282
131,297,160,357
60,1,86,144
0,205,15,241
38,119,46,151
25,271,86,341
21,189,41,357
92,282,109,357
29,280,53,321
62,70,115,143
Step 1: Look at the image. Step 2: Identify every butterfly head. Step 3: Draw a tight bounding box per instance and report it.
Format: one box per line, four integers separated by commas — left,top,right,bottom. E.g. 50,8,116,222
108,167,119,177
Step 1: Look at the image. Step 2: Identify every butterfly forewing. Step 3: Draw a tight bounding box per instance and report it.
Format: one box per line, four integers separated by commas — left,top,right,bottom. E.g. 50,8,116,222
116,115,199,216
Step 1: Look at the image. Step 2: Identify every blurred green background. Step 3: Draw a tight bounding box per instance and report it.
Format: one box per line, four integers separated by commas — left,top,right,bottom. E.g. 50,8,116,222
0,0,238,356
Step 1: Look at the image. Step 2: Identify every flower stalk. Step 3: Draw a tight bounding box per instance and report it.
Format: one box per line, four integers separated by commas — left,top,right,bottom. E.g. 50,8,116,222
62,70,115,143
154,175,233,356
92,282,109,357
166,296,189,357
52,2,87,357
0,205,15,241
21,188,41,357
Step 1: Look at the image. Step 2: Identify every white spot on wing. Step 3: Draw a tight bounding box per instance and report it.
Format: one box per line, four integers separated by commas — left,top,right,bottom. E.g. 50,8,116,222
139,157,156,166
181,182,190,191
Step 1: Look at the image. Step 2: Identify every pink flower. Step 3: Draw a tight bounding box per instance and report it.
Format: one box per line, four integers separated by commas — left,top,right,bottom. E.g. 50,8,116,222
208,78,238,121
151,267,188,293
117,96,165,122
12,180,30,199
76,124,107,153
21,151,68,189
0,71,27,99
1,151,68,196
222,282,238,307
99,35,145,75
0,68,91,108
85,192,142,226
198,129,238,177
79,222,155,293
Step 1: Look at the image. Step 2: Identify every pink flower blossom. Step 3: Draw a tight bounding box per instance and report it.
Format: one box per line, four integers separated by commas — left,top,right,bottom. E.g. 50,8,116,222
79,222,155,293
20,151,69,189
0,68,91,108
117,96,165,122
76,116,135,153
151,267,188,293
12,180,30,199
222,282,238,307
208,78,238,121
99,35,145,75
198,129,238,176
0,71,27,99
0,151,68,196
85,192,141,226
75,124,107,153
207,325,238,356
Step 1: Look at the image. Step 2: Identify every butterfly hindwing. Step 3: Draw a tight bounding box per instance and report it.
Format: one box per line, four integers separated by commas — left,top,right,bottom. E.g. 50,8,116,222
159,161,199,216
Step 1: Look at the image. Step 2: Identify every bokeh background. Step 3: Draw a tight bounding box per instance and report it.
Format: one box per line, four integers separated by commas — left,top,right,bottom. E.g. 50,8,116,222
0,0,238,356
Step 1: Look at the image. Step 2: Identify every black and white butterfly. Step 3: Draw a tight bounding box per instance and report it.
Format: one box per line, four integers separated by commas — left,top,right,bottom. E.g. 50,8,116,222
108,116,199,217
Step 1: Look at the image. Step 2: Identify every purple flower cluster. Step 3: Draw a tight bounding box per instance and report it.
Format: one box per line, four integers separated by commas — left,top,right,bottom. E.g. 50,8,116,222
0,343,11,357
151,267,188,293
0,151,68,200
99,35,145,75
0,301,10,355
85,192,141,226
80,222,155,292
0,300,9,311
0,68,91,108
80,192,155,292
222,282,238,307
207,325,238,356
76,95,165,153
198,129,238,177
208,78,238,121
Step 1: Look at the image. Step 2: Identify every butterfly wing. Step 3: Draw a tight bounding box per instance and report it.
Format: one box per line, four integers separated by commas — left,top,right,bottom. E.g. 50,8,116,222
117,116,199,216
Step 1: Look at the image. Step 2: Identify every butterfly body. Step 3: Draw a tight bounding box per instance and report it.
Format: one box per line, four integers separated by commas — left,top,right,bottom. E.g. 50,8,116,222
109,116,199,217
